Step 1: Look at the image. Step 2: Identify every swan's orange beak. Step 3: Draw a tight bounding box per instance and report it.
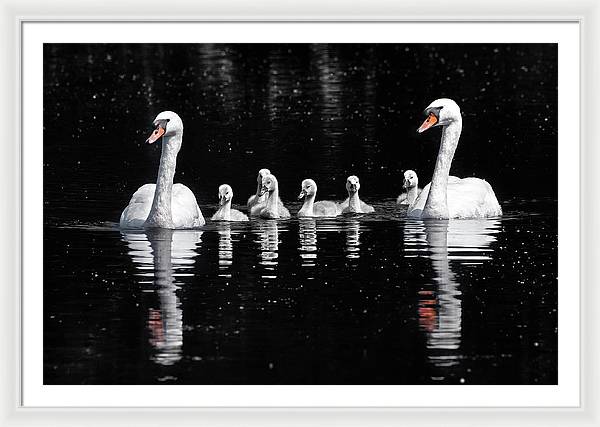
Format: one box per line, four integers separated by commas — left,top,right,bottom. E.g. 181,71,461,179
417,113,438,133
146,125,165,144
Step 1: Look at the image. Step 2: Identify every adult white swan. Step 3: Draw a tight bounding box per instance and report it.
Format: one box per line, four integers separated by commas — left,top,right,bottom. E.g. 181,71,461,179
407,99,502,219
119,111,205,229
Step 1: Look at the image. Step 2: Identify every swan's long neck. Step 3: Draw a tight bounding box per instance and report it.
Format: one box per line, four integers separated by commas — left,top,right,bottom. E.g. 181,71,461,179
406,185,419,205
301,194,315,215
215,200,232,220
266,186,279,211
423,120,461,218
348,191,361,211
145,135,181,228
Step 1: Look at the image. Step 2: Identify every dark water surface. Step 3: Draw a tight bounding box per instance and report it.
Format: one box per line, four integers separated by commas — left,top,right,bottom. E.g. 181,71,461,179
43,44,557,384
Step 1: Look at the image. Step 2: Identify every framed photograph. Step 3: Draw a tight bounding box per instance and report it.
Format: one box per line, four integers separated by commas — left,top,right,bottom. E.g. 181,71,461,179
2,0,598,426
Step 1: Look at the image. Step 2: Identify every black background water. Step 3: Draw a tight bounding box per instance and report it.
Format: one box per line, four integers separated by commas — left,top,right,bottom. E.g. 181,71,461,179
43,44,557,385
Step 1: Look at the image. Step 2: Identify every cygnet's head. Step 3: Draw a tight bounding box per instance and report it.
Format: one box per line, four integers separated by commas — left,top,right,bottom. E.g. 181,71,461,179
256,168,271,183
218,184,233,206
417,98,461,133
346,175,361,194
146,111,184,144
403,170,418,189
259,174,278,196
298,179,317,200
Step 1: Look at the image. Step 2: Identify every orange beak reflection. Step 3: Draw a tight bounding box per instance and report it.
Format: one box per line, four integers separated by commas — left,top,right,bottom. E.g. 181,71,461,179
417,113,438,133
146,126,165,144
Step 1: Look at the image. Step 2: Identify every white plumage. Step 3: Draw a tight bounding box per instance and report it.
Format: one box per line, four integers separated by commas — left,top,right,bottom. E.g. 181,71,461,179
408,177,502,219
120,183,204,229
407,99,501,219
297,179,341,217
119,111,205,229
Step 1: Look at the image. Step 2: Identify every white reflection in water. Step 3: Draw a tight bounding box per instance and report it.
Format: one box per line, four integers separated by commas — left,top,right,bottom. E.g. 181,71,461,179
345,218,361,260
254,221,279,279
216,222,233,277
121,228,202,367
298,218,317,267
405,218,500,381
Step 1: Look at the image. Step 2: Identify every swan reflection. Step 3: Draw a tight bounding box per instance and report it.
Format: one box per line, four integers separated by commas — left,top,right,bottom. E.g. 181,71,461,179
254,220,279,279
121,228,202,366
216,222,233,277
298,218,317,267
405,218,500,381
345,218,361,260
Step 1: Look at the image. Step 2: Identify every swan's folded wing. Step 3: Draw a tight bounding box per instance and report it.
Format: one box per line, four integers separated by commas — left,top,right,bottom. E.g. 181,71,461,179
337,198,374,212
119,184,156,228
278,204,291,218
314,200,340,217
337,198,349,210
249,202,266,216
231,209,249,221
128,183,156,205
361,201,375,213
172,184,205,228
120,203,151,229
447,178,502,218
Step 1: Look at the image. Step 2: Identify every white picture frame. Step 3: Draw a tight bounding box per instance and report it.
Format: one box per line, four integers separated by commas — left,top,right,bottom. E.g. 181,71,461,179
2,0,599,425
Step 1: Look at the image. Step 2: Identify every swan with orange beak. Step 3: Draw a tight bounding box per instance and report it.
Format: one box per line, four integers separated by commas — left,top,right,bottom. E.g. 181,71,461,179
120,111,204,229
407,98,502,219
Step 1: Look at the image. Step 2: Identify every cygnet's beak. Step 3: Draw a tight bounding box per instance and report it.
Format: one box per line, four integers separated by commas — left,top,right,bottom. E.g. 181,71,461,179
403,179,410,189
146,124,165,144
258,186,268,196
219,194,227,206
298,190,306,200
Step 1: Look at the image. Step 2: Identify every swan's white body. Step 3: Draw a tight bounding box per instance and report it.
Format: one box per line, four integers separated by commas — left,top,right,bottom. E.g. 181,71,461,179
338,175,375,214
259,174,291,219
248,168,284,216
407,99,501,219
120,111,205,229
409,177,501,219
212,184,249,222
121,183,204,229
297,179,341,217
397,169,422,206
